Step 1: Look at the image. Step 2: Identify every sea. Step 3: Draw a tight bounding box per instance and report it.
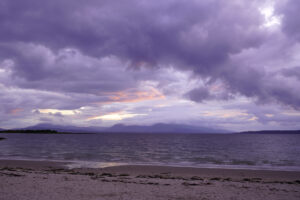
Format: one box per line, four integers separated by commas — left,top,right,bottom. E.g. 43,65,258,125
0,133,299,171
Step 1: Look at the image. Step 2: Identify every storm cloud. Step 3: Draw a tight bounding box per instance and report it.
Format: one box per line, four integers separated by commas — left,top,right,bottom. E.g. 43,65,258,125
0,0,299,129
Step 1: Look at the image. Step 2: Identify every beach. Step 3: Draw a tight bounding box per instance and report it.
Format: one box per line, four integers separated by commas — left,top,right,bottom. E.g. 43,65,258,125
0,160,299,200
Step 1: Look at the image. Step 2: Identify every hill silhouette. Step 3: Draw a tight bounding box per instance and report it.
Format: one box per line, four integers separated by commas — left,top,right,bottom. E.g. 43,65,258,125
1,123,229,134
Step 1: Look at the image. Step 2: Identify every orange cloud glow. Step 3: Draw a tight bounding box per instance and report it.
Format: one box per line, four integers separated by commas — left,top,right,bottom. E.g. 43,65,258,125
9,108,24,115
105,88,165,103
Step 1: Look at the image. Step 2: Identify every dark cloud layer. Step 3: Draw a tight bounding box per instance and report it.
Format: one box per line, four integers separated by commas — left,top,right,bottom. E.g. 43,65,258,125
280,0,300,41
282,66,300,80
0,0,300,128
1,0,264,68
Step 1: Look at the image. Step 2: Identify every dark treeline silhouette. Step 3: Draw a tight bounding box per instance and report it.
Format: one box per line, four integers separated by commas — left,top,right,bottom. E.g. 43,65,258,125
0,129,58,134
0,129,95,134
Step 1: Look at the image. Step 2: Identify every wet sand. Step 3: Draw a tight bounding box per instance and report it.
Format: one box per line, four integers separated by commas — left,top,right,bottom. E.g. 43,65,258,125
0,159,300,200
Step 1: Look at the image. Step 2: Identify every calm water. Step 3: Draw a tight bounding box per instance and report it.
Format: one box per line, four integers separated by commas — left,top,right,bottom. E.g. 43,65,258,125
0,133,299,170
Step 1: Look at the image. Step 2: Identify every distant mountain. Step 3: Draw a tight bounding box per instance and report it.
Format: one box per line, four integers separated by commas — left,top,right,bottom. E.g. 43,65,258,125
24,123,106,133
17,123,229,134
106,123,229,134
3,123,299,134
238,130,300,134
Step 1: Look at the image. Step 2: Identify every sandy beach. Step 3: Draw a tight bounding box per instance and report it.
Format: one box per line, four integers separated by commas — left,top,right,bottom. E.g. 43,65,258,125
0,160,299,200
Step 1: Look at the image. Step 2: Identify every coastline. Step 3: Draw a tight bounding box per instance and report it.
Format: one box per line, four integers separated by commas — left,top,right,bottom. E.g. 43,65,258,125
1,159,300,200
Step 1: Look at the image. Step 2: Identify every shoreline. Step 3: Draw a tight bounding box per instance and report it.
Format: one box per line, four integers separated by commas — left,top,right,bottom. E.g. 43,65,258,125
1,157,300,172
1,159,300,180
1,159,300,200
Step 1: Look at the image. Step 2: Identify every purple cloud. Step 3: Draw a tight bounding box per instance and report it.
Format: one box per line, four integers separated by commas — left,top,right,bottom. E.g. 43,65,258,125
279,0,300,41
0,0,300,129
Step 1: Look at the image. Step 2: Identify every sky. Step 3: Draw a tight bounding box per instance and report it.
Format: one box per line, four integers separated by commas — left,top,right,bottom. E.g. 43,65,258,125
0,0,300,131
